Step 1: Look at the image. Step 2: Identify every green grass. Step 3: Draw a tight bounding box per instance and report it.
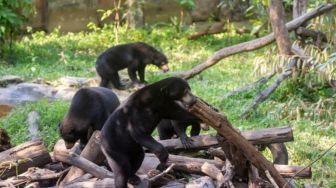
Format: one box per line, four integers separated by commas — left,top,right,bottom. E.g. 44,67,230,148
0,25,335,187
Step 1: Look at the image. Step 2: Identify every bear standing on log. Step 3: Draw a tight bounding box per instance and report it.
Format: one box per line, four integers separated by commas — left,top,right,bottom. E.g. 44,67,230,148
59,87,120,149
100,77,197,188
95,42,169,90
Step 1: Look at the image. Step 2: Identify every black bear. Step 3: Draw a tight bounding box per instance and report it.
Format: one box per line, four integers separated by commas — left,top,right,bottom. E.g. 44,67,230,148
100,77,196,188
95,42,169,90
157,102,204,148
59,87,120,149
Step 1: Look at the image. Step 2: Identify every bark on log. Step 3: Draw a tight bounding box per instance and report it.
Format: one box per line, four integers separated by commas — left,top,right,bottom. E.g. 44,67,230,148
61,131,105,184
161,126,293,151
51,178,115,188
53,150,114,180
293,0,307,19
201,162,226,187
142,153,311,179
189,99,290,188
0,139,51,179
178,4,335,80
269,0,293,55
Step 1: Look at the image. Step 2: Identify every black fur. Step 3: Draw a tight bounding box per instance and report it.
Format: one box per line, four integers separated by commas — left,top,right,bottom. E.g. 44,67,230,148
100,77,196,188
96,42,169,89
59,87,120,149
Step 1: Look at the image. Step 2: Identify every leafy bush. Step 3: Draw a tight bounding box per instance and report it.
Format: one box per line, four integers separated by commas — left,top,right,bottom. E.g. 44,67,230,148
0,0,33,62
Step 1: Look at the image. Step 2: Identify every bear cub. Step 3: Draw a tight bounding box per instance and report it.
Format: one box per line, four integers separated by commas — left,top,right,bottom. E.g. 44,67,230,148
100,77,197,188
59,87,120,149
96,42,169,90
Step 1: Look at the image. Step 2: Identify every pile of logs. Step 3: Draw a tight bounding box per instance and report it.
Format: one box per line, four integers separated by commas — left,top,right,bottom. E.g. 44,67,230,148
0,98,311,187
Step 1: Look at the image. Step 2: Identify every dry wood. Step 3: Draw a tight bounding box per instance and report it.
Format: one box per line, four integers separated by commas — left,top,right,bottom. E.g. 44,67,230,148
0,167,67,187
160,126,293,151
223,72,276,98
0,139,51,179
208,147,226,161
269,0,293,55
178,4,335,80
189,99,290,188
188,23,226,40
241,58,298,118
142,153,311,179
53,150,113,180
201,162,226,187
52,178,115,188
61,130,105,184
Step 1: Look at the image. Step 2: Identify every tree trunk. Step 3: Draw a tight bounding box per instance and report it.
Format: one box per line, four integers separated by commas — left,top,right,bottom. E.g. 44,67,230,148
293,0,308,19
189,99,290,188
0,140,51,179
178,4,335,80
269,0,293,55
126,0,144,28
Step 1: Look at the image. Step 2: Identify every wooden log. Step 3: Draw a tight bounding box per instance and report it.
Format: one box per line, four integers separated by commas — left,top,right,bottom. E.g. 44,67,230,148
141,153,311,179
53,150,114,180
60,131,105,184
178,4,335,80
201,162,226,187
160,126,293,151
0,139,51,179
50,178,115,188
189,99,290,188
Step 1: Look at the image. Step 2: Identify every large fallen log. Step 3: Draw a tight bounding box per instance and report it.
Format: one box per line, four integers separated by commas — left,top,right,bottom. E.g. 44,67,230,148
160,126,293,152
178,4,335,80
141,153,311,179
189,99,290,187
50,178,115,188
0,139,51,179
60,131,105,185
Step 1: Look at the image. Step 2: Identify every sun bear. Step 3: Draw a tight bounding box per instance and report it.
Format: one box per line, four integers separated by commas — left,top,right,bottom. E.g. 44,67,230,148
59,87,120,149
100,77,196,188
95,42,169,90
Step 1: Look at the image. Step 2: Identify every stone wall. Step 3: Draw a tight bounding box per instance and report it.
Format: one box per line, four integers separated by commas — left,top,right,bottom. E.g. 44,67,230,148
30,0,249,33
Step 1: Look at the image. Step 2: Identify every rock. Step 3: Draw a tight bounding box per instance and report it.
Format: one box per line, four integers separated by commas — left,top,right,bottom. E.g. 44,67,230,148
0,128,12,152
186,176,215,188
27,111,41,140
0,75,23,87
53,86,78,101
0,104,13,118
0,83,55,106
54,76,100,88
191,0,220,22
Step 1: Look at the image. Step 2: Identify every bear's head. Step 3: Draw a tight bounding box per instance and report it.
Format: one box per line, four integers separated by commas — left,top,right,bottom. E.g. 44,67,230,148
58,121,78,149
160,77,196,105
153,53,169,73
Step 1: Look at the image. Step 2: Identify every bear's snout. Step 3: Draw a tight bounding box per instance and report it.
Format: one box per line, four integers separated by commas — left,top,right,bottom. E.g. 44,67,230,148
182,92,196,106
160,64,169,73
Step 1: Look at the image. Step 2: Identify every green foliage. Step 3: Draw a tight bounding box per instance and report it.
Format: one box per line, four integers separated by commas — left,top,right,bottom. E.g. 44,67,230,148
0,0,34,61
176,0,195,10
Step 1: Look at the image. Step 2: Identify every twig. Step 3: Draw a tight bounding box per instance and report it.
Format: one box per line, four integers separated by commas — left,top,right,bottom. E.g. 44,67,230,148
265,170,279,188
149,163,175,182
223,72,276,98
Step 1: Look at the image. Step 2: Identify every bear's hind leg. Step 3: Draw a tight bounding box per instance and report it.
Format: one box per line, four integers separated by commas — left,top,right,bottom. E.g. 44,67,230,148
129,147,145,185
110,72,127,90
99,78,109,88
101,147,131,188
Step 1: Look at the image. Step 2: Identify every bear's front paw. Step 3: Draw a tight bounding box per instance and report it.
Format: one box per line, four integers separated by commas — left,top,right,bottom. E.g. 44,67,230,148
180,136,194,149
128,175,141,185
157,150,169,164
